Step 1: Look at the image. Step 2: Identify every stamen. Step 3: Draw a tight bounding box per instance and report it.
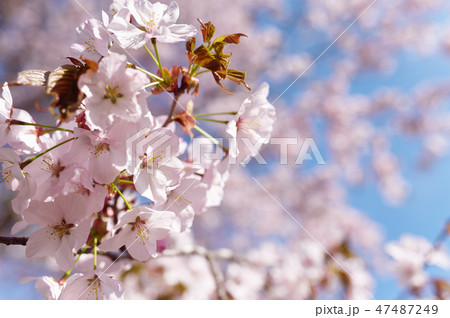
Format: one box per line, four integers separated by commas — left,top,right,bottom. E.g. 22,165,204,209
84,37,98,54
86,276,104,300
103,85,124,104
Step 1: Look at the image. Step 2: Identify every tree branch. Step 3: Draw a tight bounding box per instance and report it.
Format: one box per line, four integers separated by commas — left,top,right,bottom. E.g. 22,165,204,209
162,95,180,127
0,236,239,299
204,250,228,300
156,246,246,300
0,236,28,246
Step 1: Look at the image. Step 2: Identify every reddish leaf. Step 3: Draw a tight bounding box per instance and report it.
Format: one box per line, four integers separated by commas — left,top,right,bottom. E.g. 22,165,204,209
198,18,216,43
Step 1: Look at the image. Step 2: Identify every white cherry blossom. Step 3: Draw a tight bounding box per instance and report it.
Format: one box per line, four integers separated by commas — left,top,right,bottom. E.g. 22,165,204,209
58,271,124,300
154,176,207,232
99,206,176,261
108,1,197,49
0,83,47,154
128,127,184,205
78,52,150,130
19,276,63,300
23,194,91,271
226,83,276,164
71,19,110,61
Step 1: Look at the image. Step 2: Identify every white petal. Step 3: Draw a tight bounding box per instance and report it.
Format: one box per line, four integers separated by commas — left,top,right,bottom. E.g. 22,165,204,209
98,274,124,300
126,233,155,261
161,1,179,25
98,228,129,252
26,228,62,259
24,200,63,227
54,236,75,271
56,194,88,224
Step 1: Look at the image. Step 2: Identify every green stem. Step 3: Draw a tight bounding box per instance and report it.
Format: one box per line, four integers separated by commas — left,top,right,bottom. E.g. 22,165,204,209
20,137,76,169
194,69,210,76
193,125,228,153
151,39,165,79
190,64,201,77
9,120,74,133
61,246,88,280
195,118,228,124
93,236,98,270
39,129,65,135
194,112,237,117
116,179,134,184
111,183,133,210
75,246,88,264
143,45,160,69
129,63,164,82
144,82,161,88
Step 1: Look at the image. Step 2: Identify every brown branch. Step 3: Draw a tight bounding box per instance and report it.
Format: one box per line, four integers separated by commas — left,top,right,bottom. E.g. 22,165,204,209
162,95,180,127
156,246,246,300
0,236,28,246
0,235,238,299
204,250,228,300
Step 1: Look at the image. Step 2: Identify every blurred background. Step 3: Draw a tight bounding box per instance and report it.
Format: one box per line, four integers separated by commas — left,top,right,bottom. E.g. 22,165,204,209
1,0,450,299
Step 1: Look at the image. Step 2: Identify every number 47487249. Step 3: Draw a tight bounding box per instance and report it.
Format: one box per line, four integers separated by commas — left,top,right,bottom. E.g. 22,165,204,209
375,304,438,315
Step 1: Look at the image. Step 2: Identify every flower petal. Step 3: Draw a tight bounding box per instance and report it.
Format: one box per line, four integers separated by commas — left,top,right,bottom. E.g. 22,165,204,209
26,227,62,259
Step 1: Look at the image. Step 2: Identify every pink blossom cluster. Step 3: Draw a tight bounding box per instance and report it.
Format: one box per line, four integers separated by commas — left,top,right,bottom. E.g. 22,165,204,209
1,0,450,300
0,0,276,299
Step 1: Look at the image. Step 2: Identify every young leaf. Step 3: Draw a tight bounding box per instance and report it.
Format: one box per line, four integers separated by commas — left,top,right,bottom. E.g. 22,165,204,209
198,18,216,43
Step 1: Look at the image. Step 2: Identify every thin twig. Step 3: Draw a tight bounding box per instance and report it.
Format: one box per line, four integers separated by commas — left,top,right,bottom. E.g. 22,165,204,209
204,251,228,300
156,246,246,300
162,95,180,127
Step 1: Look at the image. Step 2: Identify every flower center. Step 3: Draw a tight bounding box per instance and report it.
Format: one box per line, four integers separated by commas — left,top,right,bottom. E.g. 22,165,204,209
84,37,98,54
86,276,104,300
0,167,13,184
89,143,110,158
129,216,150,246
47,219,74,239
140,149,165,169
41,155,66,178
172,192,192,208
104,85,124,104
237,118,260,131
146,12,158,32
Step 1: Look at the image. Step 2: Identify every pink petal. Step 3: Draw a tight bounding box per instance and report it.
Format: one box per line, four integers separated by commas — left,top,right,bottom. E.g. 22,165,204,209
26,227,62,259
126,234,156,262
54,235,75,271
98,228,129,252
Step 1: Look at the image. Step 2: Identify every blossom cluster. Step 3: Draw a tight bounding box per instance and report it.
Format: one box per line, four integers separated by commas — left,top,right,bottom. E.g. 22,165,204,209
0,0,275,299
2,0,450,301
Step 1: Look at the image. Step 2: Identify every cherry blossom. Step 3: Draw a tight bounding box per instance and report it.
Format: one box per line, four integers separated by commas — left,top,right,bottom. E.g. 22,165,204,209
0,148,33,193
71,18,111,61
154,176,207,232
67,123,131,185
78,52,150,130
202,158,231,208
58,271,124,300
108,1,197,49
23,194,91,271
19,276,63,300
23,136,77,203
0,83,13,147
128,127,184,204
2,0,450,301
226,83,276,164
0,83,47,154
99,206,176,261
61,168,109,214
386,235,450,289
